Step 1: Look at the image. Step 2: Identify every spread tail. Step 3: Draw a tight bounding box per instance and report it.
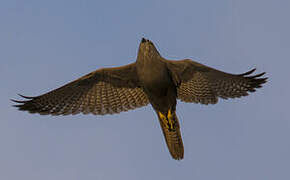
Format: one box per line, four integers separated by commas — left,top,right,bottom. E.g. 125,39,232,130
157,109,184,160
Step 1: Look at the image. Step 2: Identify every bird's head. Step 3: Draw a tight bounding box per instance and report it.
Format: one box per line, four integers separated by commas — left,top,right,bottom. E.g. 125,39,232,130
138,38,161,59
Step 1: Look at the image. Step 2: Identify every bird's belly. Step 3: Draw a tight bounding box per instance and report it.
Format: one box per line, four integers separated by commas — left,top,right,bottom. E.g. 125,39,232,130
136,59,177,111
145,83,177,113
141,73,177,113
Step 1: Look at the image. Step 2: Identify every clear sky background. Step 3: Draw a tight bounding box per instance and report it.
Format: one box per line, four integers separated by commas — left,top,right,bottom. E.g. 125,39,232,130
1,0,289,180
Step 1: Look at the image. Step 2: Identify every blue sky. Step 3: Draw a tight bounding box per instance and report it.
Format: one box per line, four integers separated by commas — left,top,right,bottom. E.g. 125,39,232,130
1,0,289,179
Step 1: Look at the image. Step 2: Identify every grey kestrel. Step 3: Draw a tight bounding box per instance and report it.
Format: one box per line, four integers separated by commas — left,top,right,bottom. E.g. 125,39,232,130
12,38,267,160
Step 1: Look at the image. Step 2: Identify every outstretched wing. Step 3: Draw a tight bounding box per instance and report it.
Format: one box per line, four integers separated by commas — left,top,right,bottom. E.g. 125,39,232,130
12,63,149,115
166,59,267,104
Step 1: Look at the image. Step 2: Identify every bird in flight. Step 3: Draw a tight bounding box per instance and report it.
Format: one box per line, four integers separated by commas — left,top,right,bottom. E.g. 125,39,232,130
12,38,267,160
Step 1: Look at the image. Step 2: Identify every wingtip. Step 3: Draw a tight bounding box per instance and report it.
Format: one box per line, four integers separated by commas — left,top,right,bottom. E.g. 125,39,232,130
17,94,34,99
10,99,24,103
11,93,34,104
238,68,256,76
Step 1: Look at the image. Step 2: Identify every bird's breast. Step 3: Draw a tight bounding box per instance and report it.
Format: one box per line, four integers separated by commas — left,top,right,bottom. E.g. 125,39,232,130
138,60,168,84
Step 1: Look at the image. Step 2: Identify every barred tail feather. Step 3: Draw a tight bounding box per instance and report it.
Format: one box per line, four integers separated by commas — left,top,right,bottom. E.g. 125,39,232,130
157,110,184,160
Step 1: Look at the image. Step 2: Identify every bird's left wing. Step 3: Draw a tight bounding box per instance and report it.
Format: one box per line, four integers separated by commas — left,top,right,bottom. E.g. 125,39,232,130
12,63,149,115
166,59,267,104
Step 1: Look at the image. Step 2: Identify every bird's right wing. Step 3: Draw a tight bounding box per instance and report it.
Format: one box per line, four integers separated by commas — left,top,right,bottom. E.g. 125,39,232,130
12,63,149,115
166,59,267,104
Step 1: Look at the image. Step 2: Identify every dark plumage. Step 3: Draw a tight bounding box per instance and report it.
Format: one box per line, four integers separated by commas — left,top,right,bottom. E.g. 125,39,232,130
12,38,267,160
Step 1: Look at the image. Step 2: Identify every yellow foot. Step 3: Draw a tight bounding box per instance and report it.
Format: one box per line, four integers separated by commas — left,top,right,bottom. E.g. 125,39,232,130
167,109,174,130
158,112,169,129
158,110,175,131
